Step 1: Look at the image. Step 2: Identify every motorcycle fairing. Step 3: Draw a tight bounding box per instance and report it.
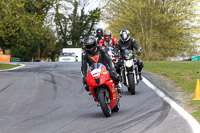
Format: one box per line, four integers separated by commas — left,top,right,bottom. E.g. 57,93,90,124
86,64,118,109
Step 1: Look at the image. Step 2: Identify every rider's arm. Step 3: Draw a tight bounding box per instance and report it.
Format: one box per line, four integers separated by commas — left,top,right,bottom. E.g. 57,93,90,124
112,37,117,46
81,51,88,84
131,39,141,51
98,38,104,46
131,39,142,55
113,41,120,54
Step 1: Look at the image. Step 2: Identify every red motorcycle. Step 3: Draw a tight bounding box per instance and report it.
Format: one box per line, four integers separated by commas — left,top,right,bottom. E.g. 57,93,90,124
86,63,120,117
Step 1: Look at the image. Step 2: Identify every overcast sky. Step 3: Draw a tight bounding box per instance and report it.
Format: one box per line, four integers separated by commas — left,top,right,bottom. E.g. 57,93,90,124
48,0,108,30
87,0,108,30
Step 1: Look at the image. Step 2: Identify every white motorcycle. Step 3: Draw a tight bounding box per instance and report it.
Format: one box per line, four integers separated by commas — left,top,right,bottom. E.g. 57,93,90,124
119,49,140,95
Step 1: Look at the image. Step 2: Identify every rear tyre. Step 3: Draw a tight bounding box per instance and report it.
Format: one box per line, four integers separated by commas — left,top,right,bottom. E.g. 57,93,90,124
128,74,135,95
97,92,112,117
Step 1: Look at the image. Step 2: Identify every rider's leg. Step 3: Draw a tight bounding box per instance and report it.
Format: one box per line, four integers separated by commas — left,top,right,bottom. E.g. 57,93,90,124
109,70,122,93
114,61,120,75
137,59,144,80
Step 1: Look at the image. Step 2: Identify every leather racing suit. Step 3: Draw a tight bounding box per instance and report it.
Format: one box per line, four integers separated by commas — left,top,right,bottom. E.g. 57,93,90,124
114,39,144,77
81,46,120,85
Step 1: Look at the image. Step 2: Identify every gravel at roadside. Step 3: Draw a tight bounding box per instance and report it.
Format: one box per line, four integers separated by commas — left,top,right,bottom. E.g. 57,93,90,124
142,70,190,110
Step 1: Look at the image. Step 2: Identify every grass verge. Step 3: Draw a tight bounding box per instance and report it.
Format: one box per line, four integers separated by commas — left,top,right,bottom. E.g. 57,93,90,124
143,61,200,122
0,63,20,70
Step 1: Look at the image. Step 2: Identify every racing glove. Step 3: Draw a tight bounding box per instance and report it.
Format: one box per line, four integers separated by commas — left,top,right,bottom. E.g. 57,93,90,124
136,51,142,56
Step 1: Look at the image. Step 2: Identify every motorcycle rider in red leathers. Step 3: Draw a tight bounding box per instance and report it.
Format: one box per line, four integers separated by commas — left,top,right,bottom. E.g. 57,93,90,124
99,30,117,48
81,36,122,93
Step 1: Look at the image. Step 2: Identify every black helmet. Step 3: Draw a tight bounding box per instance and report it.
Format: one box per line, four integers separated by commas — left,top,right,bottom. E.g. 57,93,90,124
120,30,130,42
84,36,97,53
96,28,103,38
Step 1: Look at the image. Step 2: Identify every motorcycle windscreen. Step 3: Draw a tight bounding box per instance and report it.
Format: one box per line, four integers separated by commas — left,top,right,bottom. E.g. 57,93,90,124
90,63,104,71
90,63,104,77
121,50,134,60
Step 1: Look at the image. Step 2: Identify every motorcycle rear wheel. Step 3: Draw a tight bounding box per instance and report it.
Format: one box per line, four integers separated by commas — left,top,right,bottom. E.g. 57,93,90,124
98,92,112,117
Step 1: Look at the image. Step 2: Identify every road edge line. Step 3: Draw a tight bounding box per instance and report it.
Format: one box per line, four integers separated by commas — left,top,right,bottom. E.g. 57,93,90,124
142,77,200,133
0,63,25,71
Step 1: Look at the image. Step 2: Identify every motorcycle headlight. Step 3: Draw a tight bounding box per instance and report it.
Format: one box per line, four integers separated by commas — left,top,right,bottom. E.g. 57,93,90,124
124,60,133,67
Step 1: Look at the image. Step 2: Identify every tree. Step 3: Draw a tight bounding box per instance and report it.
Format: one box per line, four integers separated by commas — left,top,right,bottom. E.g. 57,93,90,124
23,0,57,60
54,0,101,49
0,0,101,61
0,0,56,61
102,0,199,60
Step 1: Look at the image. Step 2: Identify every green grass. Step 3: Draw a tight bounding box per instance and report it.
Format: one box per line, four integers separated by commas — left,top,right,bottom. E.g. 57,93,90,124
143,61,200,122
0,63,20,70
192,106,200,122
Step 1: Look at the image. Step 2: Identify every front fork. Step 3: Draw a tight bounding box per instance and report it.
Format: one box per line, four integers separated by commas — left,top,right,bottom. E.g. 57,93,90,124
133,65,139,84
123,64,139,86
124,67,129,86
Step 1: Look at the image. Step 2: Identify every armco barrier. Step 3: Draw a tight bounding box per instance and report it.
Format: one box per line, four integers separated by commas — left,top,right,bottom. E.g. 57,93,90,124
11,57,20,62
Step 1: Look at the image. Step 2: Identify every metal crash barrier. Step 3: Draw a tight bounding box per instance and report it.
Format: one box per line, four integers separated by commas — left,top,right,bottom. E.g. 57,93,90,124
11,57,20,62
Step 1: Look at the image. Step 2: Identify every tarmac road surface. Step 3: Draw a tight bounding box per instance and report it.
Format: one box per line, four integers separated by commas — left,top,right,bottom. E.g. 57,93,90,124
0,62,194,133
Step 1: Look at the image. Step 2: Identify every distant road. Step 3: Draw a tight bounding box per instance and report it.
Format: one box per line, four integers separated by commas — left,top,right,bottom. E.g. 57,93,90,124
0,62,193,133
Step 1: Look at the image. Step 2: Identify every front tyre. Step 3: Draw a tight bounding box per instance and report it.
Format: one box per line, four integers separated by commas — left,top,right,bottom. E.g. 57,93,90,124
128,74,135,95
97,92,112,117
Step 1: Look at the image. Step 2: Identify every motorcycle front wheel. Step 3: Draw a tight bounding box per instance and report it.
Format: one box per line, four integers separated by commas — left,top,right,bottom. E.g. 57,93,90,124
97,92,112,117
128,73,135,95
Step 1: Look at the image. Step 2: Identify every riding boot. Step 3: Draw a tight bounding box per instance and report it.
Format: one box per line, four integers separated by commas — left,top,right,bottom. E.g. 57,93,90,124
85,85,89,91
116,82,122,94
139,72,143,80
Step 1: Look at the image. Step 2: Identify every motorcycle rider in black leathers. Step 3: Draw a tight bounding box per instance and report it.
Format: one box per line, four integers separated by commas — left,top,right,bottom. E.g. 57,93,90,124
96,28,104,45
114,30,144,80
81,36,122,93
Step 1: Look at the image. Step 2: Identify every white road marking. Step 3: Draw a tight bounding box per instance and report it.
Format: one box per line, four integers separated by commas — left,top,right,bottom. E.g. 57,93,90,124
0,63,25,71
143,77,200,133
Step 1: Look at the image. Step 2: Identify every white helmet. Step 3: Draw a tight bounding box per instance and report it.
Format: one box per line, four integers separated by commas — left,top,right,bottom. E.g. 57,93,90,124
120,30,130,42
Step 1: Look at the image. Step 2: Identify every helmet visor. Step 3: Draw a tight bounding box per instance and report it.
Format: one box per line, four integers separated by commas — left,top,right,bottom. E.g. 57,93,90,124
86,43,95,50
97,32,102,36
122,32,128,40
104,35,110,42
